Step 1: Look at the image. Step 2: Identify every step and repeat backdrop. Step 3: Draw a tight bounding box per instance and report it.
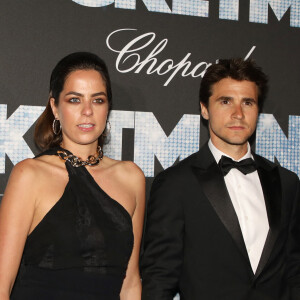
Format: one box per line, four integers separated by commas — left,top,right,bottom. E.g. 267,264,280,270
0,0,299,202
0,1,299,298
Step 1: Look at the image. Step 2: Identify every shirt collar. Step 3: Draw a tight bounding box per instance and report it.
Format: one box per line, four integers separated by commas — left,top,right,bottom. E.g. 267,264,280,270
208,139,252,164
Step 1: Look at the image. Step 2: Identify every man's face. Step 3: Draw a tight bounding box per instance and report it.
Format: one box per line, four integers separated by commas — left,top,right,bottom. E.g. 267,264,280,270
200,77,259,155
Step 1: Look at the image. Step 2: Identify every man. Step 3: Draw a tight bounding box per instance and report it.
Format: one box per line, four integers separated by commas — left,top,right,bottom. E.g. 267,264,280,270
141,58,300,300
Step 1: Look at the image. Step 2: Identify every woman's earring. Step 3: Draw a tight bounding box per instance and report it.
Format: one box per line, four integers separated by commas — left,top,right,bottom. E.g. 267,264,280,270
102,120,111,137
52,119,61,135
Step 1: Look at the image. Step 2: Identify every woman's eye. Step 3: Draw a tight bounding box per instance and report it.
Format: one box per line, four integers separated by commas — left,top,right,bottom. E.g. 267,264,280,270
93,98,104,103
69,98,80,103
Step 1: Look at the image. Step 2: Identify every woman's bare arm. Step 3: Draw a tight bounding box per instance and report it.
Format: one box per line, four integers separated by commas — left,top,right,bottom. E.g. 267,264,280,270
120,162,145,300
0,159,37,298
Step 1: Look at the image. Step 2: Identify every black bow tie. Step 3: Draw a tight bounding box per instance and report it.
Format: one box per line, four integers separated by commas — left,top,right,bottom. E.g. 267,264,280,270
218,155,257,176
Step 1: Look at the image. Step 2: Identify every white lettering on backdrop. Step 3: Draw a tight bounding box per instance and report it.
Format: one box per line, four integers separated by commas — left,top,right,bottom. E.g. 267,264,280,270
106,28,256,86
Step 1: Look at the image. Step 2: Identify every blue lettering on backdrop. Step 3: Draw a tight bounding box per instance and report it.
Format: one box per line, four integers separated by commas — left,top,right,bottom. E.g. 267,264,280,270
250,0,300,27
0,105,45,173
219,0,239,21
102,110,200,177
256,113,300,176
72,0,208,16
117,0,171,13
1,105,300,178
72,0,300,27
172,0,208,17
103,110,135,160
133,112,200,177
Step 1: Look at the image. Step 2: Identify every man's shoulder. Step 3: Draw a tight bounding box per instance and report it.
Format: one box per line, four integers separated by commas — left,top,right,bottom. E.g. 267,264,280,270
153,150,200,183
173,150,200,169
254,152,299,182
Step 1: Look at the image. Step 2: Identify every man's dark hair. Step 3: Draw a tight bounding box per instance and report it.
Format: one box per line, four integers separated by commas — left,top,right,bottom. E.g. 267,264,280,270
199,58,268,110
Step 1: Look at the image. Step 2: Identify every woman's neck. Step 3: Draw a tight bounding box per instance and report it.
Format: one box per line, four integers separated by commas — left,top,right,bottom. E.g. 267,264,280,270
60,142,99,161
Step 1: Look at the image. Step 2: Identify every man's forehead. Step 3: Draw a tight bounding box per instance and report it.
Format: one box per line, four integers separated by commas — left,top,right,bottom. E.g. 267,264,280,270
210,78,258,96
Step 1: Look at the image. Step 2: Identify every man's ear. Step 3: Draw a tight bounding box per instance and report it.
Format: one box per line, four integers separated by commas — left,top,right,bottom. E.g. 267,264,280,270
50,98,59,120
200,102,209,120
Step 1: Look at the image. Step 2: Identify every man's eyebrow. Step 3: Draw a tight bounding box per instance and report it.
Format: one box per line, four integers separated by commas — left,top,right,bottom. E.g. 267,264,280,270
242,97,256,102
216,96,233,101
215,96,256,102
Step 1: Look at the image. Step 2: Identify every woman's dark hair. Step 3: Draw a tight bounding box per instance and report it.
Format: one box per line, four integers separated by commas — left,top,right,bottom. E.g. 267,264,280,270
199,58,268,111
35,52,112,150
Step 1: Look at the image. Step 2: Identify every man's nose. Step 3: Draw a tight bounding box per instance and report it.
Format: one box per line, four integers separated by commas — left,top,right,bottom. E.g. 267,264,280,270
232,104,244,119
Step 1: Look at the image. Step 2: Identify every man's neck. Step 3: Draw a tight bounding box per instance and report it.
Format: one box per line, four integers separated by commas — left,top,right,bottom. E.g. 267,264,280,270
210,138,249,161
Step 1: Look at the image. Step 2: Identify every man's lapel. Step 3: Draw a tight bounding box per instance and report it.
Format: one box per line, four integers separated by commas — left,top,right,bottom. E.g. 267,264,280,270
191,144,282,276
253,154,282,278
191,144,250,265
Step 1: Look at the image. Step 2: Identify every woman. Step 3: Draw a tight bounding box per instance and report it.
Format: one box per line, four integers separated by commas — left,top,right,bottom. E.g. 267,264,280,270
0,52,145,300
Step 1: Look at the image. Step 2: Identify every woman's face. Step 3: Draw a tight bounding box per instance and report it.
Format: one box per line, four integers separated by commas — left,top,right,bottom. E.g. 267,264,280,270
51,69,109,149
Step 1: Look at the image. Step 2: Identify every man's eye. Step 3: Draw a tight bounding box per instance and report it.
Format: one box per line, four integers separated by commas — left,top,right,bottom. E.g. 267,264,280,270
244,100,254,106
69,98,80,103
221,100,230,104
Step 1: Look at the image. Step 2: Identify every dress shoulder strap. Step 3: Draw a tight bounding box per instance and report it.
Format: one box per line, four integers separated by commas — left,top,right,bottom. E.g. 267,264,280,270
34,147,61,159
34,147,82,177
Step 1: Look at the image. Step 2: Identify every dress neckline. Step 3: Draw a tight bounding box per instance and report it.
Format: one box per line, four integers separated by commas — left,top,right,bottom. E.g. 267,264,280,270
33,146,133,225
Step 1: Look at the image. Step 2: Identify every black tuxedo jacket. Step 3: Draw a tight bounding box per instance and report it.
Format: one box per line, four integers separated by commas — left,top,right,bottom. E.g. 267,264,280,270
141,143,300,300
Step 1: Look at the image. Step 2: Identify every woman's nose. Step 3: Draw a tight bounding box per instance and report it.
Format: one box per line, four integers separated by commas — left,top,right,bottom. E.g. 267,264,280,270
82,102,93,116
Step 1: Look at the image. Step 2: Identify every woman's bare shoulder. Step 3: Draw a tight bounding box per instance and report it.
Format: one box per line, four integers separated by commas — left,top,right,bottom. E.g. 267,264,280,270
9,158,40,180
103,156,145,181
10,155,65,184
2,159,41,206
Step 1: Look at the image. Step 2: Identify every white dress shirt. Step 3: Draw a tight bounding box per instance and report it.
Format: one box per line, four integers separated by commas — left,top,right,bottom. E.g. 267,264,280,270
208,139,269,272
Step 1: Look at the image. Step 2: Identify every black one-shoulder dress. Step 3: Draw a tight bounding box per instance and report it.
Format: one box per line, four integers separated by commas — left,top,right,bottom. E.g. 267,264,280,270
11,147,134,300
